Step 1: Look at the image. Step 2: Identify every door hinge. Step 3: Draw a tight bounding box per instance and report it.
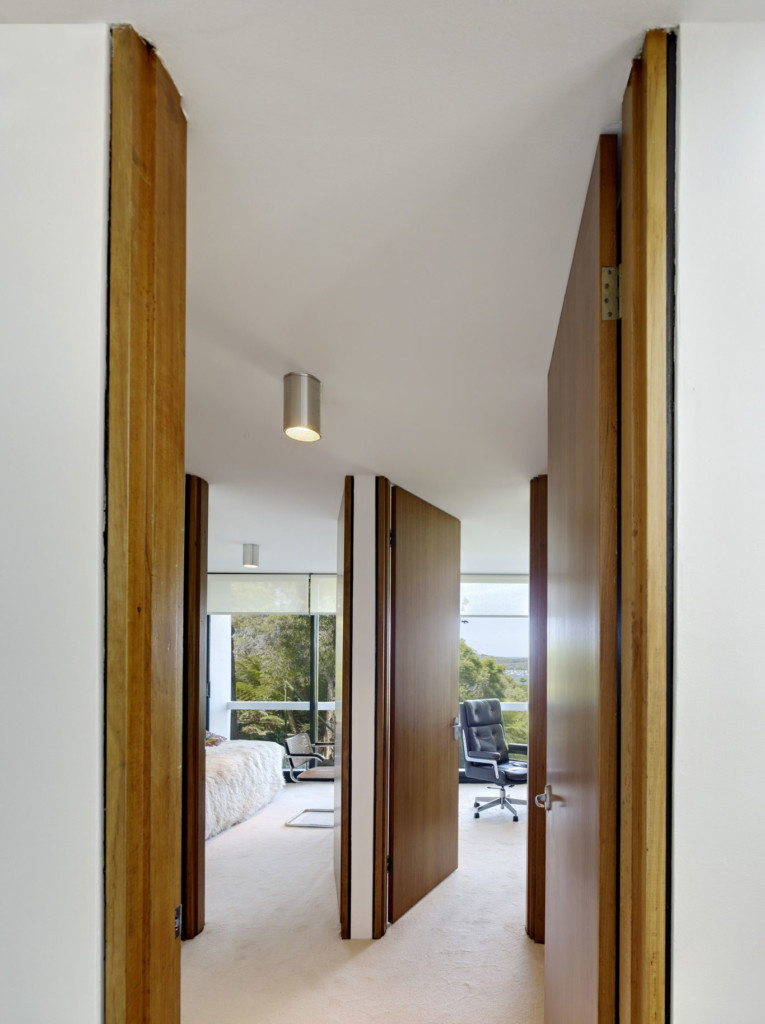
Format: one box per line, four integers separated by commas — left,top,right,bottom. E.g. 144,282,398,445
601,265,621,321
174,904,183,939
389,530,395,548
387,855,392,874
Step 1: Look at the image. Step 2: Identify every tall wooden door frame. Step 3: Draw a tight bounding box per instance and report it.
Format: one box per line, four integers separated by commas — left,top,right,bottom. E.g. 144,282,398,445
335,474,390,940
102,24,672,1021
105,25,187,1024
619,30,674,1024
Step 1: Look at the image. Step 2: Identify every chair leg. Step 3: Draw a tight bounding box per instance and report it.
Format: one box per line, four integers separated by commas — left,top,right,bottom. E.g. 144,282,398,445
474,787,524,821
503,797,520,822
473,794,503,818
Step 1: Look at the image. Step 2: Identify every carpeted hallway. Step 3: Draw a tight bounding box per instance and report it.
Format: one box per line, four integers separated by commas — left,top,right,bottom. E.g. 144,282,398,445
182,781,544,1024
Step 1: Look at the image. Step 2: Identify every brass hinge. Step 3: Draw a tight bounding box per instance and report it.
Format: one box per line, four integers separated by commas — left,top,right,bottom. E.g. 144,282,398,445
389,530,395,548
387,855,392,874
601,265,621,321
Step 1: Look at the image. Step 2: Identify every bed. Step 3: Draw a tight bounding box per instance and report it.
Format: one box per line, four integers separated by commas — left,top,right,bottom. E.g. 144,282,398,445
205,739,284,839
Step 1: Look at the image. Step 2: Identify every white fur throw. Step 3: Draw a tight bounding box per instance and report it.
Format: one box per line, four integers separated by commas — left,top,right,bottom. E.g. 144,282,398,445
205,740,284,840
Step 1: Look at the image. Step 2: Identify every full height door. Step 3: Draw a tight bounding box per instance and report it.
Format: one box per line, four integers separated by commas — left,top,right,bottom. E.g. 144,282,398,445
182,475,208,940
526,474,548,943
334,479,353,938
545,136,618,1024
388,486,461,923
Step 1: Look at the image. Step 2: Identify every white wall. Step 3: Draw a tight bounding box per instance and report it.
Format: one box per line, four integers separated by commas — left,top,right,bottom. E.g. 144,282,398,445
209,614,233,737
0,25,109,1024
674,23,765,1024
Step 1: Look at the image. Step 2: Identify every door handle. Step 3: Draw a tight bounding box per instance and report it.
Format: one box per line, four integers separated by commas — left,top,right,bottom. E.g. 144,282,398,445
534,784,552,811
453,717,460,741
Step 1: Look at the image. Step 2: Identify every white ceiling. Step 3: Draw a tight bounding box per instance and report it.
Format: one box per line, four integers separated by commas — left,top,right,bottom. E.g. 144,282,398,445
7,1,765,573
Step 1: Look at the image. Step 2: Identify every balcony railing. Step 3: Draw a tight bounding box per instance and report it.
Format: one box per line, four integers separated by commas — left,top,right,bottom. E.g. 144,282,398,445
228,700,528,712
228,701,336,711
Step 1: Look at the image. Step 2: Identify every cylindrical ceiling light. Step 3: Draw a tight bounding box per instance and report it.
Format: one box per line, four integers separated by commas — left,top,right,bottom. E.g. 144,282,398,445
283,372,321,442
242,544,260,568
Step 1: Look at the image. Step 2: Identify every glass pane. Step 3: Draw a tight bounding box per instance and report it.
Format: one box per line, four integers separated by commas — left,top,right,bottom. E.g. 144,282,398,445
232,613,311,703
459,603,529,766
316,710,336,765
232,708,310,745
459,576,529,617
459,616,529,665
317,614,336,703
502,710,529,755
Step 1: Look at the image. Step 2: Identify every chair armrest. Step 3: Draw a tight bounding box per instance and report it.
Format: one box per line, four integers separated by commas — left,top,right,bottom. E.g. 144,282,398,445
466,751,500,781
286,753,325,765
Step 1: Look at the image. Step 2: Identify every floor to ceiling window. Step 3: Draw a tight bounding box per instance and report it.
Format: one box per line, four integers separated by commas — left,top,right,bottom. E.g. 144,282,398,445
206,572,529,766
207,574,337,761
459,574,529,757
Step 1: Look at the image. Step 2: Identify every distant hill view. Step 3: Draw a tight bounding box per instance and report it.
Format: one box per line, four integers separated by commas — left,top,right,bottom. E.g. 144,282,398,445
484,656,528,670
480,656,529,683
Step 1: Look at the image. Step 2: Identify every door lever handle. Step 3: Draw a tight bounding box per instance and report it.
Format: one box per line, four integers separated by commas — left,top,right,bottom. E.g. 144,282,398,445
453,717,460,741
534,784,552,811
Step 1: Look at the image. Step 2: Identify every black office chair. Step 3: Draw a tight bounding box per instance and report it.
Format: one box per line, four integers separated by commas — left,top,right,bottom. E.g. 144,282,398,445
460,699,528,820
283,733,335,828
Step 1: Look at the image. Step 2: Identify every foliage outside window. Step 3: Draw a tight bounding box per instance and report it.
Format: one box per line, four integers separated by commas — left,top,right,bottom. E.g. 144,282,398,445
231,612,336,756
207,573,338,760
458,639,528,746
459,575,529,758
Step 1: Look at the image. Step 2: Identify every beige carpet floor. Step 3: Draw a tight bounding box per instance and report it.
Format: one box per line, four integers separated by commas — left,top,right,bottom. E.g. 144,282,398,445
182,780,544,1024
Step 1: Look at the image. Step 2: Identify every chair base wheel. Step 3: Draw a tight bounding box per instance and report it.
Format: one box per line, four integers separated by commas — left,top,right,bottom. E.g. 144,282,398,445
474,812,480,818
513,816,519,822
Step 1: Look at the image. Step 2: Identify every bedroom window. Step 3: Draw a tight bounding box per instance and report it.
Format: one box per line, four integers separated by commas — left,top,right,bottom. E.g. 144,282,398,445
207,574,337,761
459,575,529,758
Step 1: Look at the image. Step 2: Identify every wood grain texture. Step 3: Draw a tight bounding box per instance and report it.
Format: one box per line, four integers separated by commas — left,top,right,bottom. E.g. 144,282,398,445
620,30,669,1024
105,25,186,1024
526,474,547,944
545,136,618,1024
182,475,208,939
388,487,460,923
334,477,353,938
373,477,391,938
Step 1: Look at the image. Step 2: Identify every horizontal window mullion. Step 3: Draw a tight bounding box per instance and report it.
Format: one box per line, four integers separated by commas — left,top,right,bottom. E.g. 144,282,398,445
228,701,335,711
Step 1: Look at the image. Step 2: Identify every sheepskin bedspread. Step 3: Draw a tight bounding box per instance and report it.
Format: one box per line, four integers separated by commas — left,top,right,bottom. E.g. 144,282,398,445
205,740,284,840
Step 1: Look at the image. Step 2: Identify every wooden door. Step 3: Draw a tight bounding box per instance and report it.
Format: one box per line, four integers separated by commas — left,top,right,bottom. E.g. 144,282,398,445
526,474,548,943
334,478,353,938
388,486,461,923
182,475,208,940
545,136,618,1024
105,26,187,1024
